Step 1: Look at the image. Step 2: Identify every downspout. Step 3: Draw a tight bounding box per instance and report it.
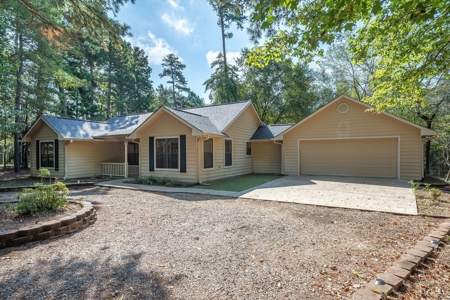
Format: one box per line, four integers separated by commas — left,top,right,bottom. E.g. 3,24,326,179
197,135,210,184
64,139,73,180
273,139,284,175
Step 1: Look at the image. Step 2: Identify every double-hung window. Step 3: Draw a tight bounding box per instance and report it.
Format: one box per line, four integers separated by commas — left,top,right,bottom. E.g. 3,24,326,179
156,138,179,169
40,141,54,168
246,142,252,156
204,138,213,169
225,139,232,167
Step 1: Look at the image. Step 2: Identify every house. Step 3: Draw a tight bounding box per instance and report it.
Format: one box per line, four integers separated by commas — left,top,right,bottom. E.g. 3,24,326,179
22,95,437,182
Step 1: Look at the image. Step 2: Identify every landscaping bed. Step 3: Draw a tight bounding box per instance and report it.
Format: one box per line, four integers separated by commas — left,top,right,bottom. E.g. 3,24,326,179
0,192,82,232
0,187,447,299
416,189,450,217
390,237,450,299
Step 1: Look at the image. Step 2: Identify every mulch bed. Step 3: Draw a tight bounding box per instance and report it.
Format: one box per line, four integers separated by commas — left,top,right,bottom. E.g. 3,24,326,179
416,190,450,217
0,192,81,232
0,187,448,299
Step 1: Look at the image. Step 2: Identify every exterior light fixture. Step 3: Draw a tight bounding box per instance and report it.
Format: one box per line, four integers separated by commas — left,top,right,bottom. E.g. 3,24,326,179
374,278,386,286
431,239,439,249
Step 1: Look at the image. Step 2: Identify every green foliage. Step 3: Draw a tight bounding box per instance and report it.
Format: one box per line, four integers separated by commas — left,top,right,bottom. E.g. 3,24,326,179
38,168,51,184
245,0,450,111
428,188,441,200
9,182,69,215
134,176,176,186
237,48,319,124
159,53,189,109
410,181,421,195
204,52,240,104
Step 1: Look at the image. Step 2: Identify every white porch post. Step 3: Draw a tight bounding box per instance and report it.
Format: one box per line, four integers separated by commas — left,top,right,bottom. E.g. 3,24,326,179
124,141,128,178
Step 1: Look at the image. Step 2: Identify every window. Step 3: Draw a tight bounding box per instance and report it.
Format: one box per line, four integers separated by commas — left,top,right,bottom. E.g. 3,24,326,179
128,143,139,165
204,138,213,169
40,141,54,168
246,142,252,156
156,138,178,169
225,139,232,167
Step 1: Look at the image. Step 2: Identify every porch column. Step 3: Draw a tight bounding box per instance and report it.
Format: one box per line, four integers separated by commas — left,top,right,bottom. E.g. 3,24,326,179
124,141,128,178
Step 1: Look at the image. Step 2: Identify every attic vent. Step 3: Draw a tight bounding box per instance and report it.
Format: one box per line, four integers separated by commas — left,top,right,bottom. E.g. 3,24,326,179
338,102,349,113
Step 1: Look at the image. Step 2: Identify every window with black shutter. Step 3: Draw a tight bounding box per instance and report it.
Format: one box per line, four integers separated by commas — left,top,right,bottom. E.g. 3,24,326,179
40,141,54,168
203,138,213,169
225,139,232,167
156,138,179,169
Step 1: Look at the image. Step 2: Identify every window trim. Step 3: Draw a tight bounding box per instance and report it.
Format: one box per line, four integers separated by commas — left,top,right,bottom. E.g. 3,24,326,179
39,140,55,169
224,138,233,168
203,138,214,170
246,141,252,156
154,136,180,171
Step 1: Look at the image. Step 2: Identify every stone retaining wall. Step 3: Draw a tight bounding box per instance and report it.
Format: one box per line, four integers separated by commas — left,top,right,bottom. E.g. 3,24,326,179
0,201,97,249
353,222,450,299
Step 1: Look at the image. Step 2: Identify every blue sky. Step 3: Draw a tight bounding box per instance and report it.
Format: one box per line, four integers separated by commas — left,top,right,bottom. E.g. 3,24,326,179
115,0,253,103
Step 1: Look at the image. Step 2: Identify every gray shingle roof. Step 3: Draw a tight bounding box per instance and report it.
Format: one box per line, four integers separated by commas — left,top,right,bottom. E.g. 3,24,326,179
183,101,251,132
39,101,255,140
42,113,152,139
250,124,293,140
165,108,224,136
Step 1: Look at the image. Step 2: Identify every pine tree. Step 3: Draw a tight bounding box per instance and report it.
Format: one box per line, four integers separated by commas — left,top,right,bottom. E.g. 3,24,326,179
159,53,188,109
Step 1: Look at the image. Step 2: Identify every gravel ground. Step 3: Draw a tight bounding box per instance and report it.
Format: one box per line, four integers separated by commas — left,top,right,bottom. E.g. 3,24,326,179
0,187,447,300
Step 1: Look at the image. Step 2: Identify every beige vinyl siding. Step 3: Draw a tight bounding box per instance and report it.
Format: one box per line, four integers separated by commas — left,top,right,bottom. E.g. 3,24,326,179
283,99,422,180
199,106,261,182
30,123,65,178
252,141,282,174
300,138,397,178
67,141,125,178
139,112,198,183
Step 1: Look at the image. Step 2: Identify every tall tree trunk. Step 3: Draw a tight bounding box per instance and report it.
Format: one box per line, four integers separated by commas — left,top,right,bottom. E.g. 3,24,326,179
14,33,23,173
107,60,112,118
3,133,7,171
219,8,227,71
171,72,177,109
59,86,67,116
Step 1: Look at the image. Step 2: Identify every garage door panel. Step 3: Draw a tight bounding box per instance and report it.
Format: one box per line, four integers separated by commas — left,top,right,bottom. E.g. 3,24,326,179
300,138,397,179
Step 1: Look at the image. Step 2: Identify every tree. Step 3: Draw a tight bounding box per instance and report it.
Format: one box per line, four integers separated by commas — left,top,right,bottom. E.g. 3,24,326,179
245,0,450,111
204,53,240,104
238,49,317,124
208,0,246,74
159,53,188,109
184,89,205,108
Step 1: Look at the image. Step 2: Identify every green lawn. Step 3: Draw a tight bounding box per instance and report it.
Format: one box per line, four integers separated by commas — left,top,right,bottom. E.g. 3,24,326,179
193,174,281,192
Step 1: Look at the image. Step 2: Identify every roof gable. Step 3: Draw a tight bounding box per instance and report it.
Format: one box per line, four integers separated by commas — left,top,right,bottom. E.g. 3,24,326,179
274,95,437,139
250,124,294,140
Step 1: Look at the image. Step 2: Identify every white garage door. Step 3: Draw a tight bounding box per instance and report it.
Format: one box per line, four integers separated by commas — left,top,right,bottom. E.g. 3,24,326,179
300,138,398,178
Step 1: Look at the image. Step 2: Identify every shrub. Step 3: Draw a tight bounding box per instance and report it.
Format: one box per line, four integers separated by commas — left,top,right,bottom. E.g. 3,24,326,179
134,176,175,186
9,182,69,215
410,181,420,195
428,188,442,200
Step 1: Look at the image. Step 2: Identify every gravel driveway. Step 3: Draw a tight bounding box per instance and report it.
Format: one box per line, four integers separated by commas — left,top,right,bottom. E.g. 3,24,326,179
0,187,446,299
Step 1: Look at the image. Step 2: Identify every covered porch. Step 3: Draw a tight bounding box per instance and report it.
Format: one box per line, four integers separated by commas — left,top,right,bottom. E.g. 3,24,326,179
99,140,140,178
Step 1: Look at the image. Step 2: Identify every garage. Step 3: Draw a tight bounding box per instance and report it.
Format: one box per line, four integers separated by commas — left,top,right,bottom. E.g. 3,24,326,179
299,138,398,178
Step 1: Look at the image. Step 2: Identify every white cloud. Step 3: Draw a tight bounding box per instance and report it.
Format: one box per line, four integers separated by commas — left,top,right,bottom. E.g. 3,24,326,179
161,13,194,36
126,31,177,65
206,51,241,67
167,0,183,10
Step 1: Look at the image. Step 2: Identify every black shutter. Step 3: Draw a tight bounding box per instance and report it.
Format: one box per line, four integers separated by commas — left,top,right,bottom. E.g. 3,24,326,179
180,135,186,173
36,140,40,170
149,137,154,171
54,139,59,171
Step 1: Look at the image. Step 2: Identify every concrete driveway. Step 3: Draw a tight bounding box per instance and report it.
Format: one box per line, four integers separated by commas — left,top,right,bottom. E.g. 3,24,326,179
239,175,417,215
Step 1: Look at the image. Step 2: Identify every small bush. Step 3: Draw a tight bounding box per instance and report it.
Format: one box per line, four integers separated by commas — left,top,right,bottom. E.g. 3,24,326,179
8,182,69,215
429,188,442,200
134,176,175,186
410,181,420,195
